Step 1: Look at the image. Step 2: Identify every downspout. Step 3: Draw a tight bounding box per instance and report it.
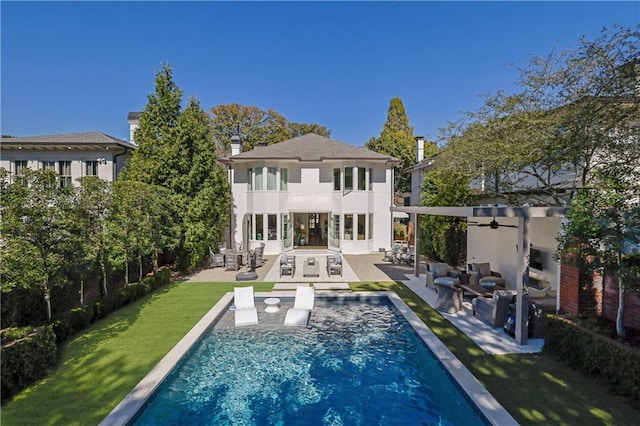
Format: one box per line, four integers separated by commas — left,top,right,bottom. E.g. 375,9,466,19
112,146,131,181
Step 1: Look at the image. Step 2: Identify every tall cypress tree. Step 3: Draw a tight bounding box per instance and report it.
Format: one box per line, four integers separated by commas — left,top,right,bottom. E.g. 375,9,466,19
366,97,436,195
121,65,230,269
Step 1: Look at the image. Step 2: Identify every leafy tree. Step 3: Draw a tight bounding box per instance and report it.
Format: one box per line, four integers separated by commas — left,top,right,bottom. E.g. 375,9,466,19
366,97,436,195
0,169,81,320
558,168,640,337
436,26,640,206
419,169,475,265
75,177,112,296
122,65,231,270
210,103,331,154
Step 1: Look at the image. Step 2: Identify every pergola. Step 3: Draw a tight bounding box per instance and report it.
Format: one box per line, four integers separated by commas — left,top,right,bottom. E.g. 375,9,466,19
391,205,568,344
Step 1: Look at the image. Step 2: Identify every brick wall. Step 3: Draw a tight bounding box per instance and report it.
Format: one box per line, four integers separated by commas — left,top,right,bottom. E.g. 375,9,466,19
603,273,640,331
560,264,602,317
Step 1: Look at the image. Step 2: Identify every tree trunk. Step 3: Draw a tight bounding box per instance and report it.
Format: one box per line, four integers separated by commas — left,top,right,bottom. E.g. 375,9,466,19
153,250,159,274
80,280,84,306
44,284,52,320
616,276,626,337
138,253,143,282
100,258,108,296
125,259,129,285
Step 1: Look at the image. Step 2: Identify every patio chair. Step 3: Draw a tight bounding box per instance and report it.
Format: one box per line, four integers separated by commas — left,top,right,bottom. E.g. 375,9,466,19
472,290,516,327
383,244,401,262
468,262,506,288
426,262,460,290
434,281,463,314
234,286,258,326
327,253,342,276
254,245,264,268
209,246,224,268
224,252,239,271
284,286,315,327
280,253,296,277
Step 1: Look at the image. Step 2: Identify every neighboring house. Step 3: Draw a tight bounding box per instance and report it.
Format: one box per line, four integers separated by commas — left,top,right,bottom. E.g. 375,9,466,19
222,133,402,255
0,132,135,186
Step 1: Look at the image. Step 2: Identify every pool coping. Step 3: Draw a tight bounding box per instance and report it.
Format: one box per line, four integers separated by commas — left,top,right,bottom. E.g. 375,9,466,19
100,290,517,426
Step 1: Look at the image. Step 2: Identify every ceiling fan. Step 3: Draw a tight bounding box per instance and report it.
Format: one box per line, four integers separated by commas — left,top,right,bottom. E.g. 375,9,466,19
467,217,518,229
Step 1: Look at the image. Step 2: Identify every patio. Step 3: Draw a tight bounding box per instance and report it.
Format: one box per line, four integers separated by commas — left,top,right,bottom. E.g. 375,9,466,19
189,251,542,354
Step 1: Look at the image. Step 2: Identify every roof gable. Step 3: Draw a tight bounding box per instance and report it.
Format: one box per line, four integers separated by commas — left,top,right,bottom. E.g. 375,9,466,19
229,133,401,163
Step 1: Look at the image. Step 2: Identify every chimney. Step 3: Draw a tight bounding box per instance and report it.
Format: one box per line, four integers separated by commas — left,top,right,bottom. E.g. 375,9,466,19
415,136,424,162
231,135,242,156
127,112,140,146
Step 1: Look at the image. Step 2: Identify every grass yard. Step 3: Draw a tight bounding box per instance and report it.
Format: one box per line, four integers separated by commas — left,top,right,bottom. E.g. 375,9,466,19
2,280,639,425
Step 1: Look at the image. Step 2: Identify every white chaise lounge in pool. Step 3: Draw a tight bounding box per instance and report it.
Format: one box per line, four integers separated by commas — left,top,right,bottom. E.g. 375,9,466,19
284,286,315,326
234,286,258,326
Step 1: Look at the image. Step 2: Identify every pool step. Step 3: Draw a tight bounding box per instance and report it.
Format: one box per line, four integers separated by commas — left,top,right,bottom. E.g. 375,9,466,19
273,283,351,291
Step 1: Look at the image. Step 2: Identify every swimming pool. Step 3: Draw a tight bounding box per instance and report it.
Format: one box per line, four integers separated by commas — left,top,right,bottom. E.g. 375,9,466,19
103,291,515,425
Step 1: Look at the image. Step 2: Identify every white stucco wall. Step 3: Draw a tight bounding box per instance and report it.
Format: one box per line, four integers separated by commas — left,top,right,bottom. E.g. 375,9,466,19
467,216,562,290
0,150,125,184
229,160,394,255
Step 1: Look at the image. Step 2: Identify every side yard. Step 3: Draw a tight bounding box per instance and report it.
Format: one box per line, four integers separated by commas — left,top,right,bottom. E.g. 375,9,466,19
2,280,638,425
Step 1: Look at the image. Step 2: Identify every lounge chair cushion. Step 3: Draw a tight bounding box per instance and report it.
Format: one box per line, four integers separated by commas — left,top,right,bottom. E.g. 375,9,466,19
234,286,258,326
284,286,315,327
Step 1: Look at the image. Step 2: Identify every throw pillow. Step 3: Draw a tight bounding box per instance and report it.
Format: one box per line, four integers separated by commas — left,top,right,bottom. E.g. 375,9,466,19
528,287,547,299
334,254,342,264
434,263,450,278
473,263,492,277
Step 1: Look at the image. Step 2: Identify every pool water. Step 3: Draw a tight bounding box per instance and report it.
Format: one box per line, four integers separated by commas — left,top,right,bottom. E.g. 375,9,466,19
133,297,488,425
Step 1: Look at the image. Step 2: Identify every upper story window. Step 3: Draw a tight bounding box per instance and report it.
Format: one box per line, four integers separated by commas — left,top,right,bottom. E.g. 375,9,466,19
59,161,72,188
344,167,353,191
280,168,288,191
267,167,277,190
255,167,263,191
369,168,373,190
14,160,28,185
247,168,253,191
42,161,56,172
333,168,341,191
357,167,366,190
85,161,99,177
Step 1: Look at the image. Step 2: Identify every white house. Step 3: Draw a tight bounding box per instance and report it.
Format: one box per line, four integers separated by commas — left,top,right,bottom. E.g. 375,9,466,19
222,133,402,255
0,132,135,186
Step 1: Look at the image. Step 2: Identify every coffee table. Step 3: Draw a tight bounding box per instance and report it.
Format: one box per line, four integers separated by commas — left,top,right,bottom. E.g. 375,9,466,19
264,297,281,313
303,257,320,277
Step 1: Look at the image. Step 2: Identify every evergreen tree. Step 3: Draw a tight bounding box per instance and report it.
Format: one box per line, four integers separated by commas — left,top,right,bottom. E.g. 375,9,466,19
366,97,436,195
122,65,231,270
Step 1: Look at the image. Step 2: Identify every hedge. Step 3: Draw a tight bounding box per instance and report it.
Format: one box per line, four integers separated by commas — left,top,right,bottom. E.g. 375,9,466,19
0,270,173,401
1,325,57,401
50,269,172,343
544,315,640,408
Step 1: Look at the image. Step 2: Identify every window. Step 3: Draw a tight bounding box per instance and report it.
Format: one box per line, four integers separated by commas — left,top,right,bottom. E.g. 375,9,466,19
358,167,366,190
267,214,277,240
330,214,340,248
255,167,263,190
14,161,28,185
344,167,353,191
369,168,373,190
42,161,56,172
344,214,353,240
368,213,373,239
357,214,366,240
59,161,72,188
247,168,253,190
267,167,277,190
255,214,264,240
85,161,99,177
280,168,288,191
333,168,341,191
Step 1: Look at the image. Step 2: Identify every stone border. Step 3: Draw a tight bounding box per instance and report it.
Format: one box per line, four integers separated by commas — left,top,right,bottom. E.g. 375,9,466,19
101,291,516,425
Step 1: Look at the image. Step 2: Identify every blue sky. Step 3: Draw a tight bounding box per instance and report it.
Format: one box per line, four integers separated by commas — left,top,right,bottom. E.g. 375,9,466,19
2,1,638,146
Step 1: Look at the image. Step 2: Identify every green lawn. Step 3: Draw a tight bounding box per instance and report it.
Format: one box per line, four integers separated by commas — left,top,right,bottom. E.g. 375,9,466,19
2,280,638,425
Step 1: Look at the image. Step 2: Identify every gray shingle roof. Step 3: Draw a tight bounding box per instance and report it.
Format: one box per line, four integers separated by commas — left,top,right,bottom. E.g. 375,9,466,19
229,133,402,163
1,132,132,148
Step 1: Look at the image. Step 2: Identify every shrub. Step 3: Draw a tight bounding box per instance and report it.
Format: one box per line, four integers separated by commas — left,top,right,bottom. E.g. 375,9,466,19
49,269,172,343
545,315,640,408
1,325,57,401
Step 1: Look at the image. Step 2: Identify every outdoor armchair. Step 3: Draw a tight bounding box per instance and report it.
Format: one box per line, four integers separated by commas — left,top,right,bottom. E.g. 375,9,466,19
472,290,516,327
426,262,460,290
468,262,506,288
